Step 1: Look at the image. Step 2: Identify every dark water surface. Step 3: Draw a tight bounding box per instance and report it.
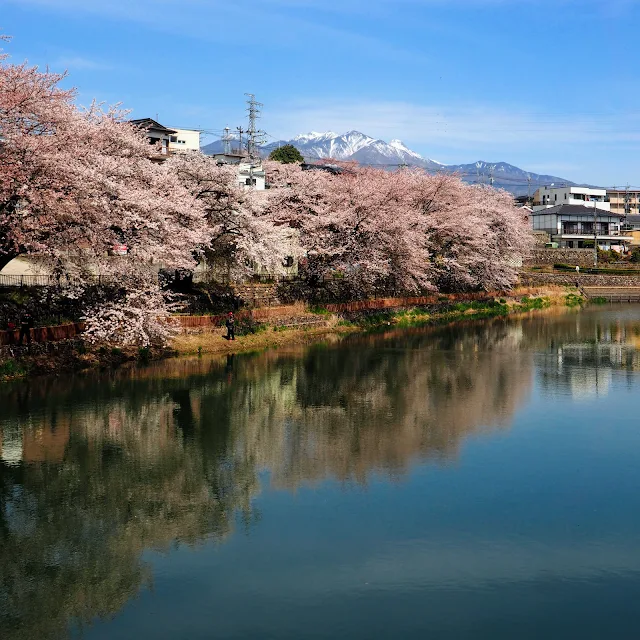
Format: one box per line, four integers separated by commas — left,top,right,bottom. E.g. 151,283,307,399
3,306,640,639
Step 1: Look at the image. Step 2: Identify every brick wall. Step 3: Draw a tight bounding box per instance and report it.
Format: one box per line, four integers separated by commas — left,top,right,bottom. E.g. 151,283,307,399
0,322,84,346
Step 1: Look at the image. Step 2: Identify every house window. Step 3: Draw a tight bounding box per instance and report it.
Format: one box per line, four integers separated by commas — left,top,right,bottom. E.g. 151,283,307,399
245,178,256,186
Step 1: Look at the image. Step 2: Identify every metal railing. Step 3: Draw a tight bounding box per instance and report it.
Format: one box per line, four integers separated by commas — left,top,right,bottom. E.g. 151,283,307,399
0,274,116,288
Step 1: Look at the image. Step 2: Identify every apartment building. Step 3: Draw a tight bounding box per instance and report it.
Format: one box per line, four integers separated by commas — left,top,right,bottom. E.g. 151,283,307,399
607,188,640,216
533,186,610,212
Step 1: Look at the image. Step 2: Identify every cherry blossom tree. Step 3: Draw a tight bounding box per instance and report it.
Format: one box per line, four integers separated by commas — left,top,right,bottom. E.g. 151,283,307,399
264,162,531,296
170,153,296,282
0,40,210,345
406,172,532,292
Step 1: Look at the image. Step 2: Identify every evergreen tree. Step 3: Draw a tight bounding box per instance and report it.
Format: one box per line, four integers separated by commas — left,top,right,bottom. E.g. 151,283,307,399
268,144,304,164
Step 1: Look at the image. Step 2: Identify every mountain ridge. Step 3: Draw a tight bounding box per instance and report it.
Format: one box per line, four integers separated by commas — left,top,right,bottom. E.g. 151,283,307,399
202,131,576,196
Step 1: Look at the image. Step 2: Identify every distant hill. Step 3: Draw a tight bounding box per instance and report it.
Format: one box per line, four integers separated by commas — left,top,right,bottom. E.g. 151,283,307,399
202,131,576,196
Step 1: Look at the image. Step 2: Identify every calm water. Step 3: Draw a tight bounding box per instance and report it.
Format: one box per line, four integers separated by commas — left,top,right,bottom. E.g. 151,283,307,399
3,306,640,639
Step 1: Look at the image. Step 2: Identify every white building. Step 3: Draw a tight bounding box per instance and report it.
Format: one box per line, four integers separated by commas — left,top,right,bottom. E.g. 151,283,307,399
533,185,610,212
212,152,266,190
169,127,201,153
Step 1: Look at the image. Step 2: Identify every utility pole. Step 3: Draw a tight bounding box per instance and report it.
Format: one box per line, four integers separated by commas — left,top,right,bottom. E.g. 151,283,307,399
527,175,532,204
624,184,631,228
593,197,598,267
236,126,245,155
489,165,495,188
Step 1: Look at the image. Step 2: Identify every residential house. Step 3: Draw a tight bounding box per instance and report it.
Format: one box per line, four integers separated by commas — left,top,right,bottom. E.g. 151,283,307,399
533,186,610,212
530,204,631,251
129,118,177,157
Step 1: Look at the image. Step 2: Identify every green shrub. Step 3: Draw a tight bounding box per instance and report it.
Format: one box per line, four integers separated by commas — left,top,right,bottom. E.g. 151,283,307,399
308,305,330,315
138,346,151,361
0,359,26,379
234,316,266,336
565,293,584,308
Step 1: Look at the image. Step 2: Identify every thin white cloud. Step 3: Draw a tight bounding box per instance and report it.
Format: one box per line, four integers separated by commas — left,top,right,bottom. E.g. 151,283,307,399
53,55,111,71
266,99,640,151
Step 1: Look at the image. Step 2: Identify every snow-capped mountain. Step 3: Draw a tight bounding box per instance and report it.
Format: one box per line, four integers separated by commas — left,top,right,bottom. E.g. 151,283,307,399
444,161,575,195
260,130,444,170
202,131,575,196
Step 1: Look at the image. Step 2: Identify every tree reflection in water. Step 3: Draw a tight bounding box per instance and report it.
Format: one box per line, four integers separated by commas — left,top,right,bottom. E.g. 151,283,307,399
10,310,637,639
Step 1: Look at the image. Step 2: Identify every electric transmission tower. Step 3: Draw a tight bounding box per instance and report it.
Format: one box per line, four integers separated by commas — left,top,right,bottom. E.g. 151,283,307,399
245,93,266,160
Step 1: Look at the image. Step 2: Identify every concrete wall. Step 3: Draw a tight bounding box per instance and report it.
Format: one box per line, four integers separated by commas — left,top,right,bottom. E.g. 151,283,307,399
525,248,595,267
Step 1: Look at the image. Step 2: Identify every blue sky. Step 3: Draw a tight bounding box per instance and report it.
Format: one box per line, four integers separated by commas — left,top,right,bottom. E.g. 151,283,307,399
2,0,640,185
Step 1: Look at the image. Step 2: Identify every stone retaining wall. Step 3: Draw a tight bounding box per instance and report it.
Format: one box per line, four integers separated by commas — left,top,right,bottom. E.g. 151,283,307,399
0,338,83,362
525,249,595,267
232,284,281,307
521,272,640,287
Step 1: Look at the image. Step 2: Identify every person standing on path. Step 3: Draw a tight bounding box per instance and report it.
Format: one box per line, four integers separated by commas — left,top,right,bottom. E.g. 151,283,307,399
18,312,34,346
226,312,235,341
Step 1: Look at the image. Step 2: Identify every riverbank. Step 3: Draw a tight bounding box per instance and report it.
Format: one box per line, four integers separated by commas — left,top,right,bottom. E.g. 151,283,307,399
170,285,584,357
0,285,585,381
